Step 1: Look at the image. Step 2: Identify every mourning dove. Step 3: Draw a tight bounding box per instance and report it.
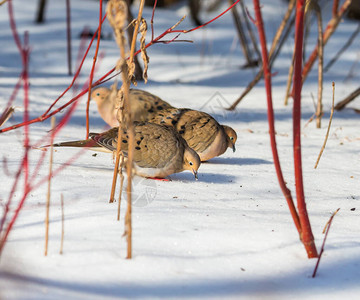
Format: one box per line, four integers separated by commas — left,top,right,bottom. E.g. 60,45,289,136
148,108,237,161
51,122,200,179
91,87,174,127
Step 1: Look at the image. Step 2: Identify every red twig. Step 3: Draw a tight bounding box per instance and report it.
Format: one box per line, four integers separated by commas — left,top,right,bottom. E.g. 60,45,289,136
312,208,340,277
42,14,108,118
252,0,301,235
66,0,72,76
293,0,318,258
172,0,241,33
86,0,102,139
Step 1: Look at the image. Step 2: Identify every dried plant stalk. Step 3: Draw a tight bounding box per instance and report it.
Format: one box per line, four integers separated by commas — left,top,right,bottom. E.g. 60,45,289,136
140,18,149,83
124,0,146,260
335,86,360,111
315,4,324,129
107,0,146,259
325,24,360,72
45,116,56,256
314,82,335,169
229,0,254,67
117,155,125,221
284,50,295,106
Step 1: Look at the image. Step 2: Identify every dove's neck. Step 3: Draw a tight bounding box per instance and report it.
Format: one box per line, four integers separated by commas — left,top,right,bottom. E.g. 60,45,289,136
198,129,227,161
96,99,119,127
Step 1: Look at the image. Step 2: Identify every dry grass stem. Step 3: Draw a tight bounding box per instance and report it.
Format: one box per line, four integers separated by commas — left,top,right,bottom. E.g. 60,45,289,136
240,1,261,61
314,82,335,169
284,51,295,106
117,155,125,221
335,86,360,110
140,18,149,83
45,116,56,256
124,0,146,260
314,3,324,128
325,24,360,72
229,0,254,67
106,0,146,259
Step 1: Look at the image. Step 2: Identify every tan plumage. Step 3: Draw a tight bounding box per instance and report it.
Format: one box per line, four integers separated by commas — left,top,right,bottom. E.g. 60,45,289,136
52,122,200,179
91,87,174,127
148,108,237,161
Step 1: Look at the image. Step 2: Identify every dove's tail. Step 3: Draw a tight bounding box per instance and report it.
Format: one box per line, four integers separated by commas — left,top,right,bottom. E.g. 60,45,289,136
40,139,111,152
52,139,98,148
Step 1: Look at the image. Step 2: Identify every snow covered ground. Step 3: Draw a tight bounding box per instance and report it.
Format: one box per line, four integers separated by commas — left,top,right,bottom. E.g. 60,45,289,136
0,0,359,299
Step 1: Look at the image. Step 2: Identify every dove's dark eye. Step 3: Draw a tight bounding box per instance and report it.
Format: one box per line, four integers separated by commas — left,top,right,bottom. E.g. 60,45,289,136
230,137,234,140
96,93,100,96
189,161,193,166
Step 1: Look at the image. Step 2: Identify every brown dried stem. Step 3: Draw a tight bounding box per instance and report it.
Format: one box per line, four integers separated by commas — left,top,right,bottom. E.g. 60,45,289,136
314,82,335,169
335,86,360,111
324,24,360,72
117,155,125,221
229,0,254,67
124,0,146,260
240,1,261,62
315,4,324,129
284,49,295,106
45,116,56,256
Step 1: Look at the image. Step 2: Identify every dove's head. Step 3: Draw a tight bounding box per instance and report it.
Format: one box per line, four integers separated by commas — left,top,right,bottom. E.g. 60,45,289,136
222,125,237,152
91,87,111,104
183,147,201,180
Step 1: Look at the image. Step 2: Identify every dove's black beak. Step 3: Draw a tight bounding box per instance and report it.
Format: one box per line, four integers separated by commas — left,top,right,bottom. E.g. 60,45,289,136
232,144,236,152
193,169,198,180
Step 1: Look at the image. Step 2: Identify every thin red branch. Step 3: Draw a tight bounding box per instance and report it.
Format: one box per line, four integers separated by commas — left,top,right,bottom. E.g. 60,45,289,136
252,0,301,235
172,0,241,33
86,0,103,139
7,0,22,53
42,14,108,117
293,0,318,258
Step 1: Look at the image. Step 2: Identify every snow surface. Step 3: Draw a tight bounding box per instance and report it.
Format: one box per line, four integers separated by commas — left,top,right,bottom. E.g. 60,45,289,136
0,0,359,299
